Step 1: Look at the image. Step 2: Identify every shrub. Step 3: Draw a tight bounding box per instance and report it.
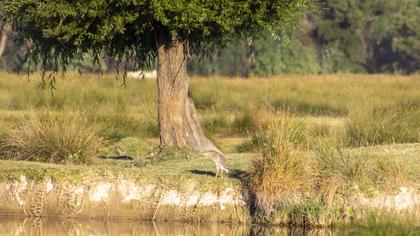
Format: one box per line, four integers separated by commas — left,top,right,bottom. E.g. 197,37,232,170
0,113,104,164
247,121,411,226
248,118,314,219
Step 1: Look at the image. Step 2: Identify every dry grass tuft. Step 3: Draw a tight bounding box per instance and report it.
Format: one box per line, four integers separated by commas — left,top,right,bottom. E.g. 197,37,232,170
313,140,410,206
248,116,315,219
0,112,104,164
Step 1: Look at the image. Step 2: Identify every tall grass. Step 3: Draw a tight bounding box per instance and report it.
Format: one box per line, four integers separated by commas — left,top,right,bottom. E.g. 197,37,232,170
346,101,420,147
0,72,157,140
0,113,104,164
247,117,411,226
0,72,419,144
248,117,314,221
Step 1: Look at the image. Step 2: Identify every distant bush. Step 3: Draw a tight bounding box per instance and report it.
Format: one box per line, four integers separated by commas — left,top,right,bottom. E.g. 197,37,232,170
0,113,104,164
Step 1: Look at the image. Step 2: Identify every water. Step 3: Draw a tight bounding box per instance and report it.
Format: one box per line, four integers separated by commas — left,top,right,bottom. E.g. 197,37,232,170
0,217,418,236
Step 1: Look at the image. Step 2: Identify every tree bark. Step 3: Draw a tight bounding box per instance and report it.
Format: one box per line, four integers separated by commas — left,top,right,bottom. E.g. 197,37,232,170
241,36,255,78
0,24,11,57
155,28,224,156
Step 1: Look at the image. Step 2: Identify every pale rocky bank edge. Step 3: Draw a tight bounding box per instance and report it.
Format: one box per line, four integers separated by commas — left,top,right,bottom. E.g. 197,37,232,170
0,175,419,223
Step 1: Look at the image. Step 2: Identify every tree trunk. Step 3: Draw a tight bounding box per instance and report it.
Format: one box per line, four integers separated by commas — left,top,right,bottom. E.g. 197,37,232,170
241,36,255,78
155,28,224,156
0,24,11,57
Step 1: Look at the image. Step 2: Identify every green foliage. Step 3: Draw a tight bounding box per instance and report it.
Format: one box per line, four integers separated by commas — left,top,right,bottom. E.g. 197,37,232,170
202,114,229,136
3,0,418,75
189,31,321,76
252,34,321,75
315,0,420,74
274,200,341,228
232,113,257,135
2,0,315,71
190,0,420,76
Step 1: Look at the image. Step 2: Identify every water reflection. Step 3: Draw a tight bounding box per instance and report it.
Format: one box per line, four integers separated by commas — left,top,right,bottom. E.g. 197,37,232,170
0,217,418,236
0,217,332,236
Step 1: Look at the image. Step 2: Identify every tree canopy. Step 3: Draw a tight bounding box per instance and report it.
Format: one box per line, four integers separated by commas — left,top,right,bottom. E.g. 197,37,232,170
2,0,314,71
189,0,420,76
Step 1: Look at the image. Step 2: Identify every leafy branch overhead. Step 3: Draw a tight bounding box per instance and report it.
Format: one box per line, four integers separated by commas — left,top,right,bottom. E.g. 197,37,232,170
2,0,316,70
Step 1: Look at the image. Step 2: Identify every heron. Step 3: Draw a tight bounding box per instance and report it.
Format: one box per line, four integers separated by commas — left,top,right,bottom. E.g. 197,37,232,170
201,150,229,178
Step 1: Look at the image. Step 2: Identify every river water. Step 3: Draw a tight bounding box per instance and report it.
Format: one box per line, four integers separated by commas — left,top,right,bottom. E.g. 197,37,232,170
0,217,418,235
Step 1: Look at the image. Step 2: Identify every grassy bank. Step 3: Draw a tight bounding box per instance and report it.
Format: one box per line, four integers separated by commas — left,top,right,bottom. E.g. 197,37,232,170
0,142,418,225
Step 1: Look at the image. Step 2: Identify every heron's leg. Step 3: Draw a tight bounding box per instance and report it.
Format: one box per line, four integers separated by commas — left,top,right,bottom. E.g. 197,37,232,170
215,168,219,178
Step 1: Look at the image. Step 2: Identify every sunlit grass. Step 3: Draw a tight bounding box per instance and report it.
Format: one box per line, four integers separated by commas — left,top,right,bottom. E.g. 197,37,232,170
1,72,419,145
0,112,104,164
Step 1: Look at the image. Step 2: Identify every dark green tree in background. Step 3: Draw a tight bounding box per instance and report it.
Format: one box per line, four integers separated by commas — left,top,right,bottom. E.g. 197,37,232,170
2,0,314,156
190,0,419,76
188,25,321,77
316,0,420,74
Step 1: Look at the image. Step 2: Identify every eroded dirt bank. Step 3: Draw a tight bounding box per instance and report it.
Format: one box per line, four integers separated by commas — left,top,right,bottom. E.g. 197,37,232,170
0,175,250,222
1,175,419,224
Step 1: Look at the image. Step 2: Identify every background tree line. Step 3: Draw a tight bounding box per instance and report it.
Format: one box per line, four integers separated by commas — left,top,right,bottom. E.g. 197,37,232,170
1,0,419,75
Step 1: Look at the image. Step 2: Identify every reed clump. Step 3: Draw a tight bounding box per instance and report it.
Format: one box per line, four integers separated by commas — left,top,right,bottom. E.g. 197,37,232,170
0,113,104,164
248,116,315,222
247,116,412,227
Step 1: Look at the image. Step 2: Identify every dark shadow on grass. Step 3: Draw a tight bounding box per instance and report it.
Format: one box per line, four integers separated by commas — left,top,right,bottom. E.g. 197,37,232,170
188,169,246,180
98,155,134,161
189,169,215,177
